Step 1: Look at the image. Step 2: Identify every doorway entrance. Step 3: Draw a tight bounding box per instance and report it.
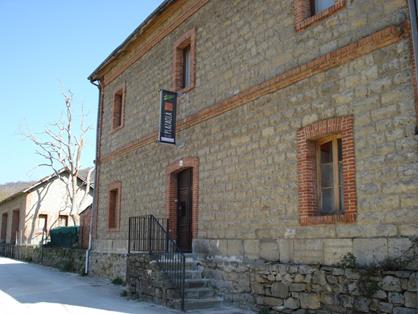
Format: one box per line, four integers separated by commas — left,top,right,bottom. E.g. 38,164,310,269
176,168,193,252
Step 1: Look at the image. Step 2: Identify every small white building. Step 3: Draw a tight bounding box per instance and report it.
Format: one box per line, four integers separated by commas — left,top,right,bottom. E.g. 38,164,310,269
0,169,93,245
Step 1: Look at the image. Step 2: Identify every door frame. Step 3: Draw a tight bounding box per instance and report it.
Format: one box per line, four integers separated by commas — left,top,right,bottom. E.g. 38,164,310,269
166,157,199,247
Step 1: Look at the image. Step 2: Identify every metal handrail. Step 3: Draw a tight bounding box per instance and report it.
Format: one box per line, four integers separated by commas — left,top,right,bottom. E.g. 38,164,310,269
128,215,186,311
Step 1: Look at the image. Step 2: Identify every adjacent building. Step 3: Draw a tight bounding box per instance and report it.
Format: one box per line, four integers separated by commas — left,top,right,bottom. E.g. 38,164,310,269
88,0,418,310
0,169,93,245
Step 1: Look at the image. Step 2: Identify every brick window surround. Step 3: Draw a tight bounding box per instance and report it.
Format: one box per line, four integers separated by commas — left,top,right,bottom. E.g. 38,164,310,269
172,28,196,93
111,85,125,132
294,0,346,32
108,181,122,231
166,157,199,241
297,115,356,225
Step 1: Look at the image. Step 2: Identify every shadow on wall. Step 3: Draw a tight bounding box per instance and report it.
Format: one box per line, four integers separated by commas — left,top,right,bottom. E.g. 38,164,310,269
25,182,52,245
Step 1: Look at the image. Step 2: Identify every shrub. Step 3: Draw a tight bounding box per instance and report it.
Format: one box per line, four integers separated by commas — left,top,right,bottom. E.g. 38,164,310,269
112,277,124,285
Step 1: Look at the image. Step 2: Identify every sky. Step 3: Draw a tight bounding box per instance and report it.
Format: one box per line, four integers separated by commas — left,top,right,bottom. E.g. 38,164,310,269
0,0,162,184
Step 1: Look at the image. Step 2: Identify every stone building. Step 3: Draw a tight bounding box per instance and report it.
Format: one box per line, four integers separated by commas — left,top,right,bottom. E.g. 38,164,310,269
88,0,418,311
0,169,93,245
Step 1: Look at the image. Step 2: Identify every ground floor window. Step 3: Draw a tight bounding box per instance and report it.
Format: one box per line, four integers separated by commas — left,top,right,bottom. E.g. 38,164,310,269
297,115,357,225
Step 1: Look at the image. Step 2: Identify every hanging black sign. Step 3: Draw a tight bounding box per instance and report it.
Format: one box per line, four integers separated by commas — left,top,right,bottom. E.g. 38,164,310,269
158,89,177,144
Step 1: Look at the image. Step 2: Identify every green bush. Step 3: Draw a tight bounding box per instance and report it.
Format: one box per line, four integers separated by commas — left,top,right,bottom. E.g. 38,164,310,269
48,226,79,248
112,277,124,285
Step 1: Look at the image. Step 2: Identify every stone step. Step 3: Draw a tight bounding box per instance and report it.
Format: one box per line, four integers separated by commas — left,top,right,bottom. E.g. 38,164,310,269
155,260,201,271
185,278,211,289
161,269,203,279
184,287,215,299
184,297,223,311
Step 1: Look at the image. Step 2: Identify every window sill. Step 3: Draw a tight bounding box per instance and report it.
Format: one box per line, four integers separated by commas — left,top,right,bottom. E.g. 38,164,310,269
176,84,195,95
110,125,124,135
300,211,356,225
295,0,346,32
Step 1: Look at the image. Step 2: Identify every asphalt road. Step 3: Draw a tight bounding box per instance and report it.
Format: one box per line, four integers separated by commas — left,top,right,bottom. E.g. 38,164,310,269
0,257,179,314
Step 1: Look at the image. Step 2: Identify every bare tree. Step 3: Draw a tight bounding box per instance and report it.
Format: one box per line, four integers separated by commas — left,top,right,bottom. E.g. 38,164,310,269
25,90,92,220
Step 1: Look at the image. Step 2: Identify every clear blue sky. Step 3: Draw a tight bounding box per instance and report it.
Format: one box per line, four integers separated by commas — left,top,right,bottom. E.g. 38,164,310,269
0,0,162,184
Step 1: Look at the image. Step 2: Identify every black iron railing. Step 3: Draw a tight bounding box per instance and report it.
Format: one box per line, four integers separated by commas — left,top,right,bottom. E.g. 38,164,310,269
128,215,185,311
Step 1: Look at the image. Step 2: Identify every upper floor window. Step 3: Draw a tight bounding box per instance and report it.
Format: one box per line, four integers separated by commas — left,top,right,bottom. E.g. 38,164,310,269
294,0,346,32
173,28,196,92
311,0,335,15
112,87,125,131
182,45,191,89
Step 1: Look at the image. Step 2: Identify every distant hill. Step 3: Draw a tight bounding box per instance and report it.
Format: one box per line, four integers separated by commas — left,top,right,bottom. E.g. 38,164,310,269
0,181,35,202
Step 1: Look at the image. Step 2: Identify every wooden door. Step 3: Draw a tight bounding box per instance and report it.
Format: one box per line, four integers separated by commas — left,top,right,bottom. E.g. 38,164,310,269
176,168,192,252
11,210,19,243
1,213,7,241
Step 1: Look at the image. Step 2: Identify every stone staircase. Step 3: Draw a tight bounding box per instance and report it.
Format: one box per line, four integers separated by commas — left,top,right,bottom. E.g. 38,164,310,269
160,254,222,311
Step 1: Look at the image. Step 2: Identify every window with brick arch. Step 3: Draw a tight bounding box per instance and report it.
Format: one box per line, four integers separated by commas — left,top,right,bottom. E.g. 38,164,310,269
172,28,196,93
108,182,121,230
311,0,336,15
297,116,357,225
293,0,346,32
112,88,124,131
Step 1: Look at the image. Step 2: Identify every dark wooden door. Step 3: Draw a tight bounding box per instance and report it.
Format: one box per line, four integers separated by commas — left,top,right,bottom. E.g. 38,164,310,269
11,210,19,243
176,168,192,252
1,213,7,241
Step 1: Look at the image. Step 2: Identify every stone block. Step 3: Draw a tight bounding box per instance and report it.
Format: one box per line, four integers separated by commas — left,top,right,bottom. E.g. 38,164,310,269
262,296,283,307
354,297,370,312
299,293,320,309
289,283,306,292
404,291,416,308
381,276,402,292
243,239,259,259
284,297,300,309
227,239,243,256
393,307,416,314
340,294,354,308
353,238,388,266
193,239,211,256
271,282,289,298
379,302,393,313
388,238,413,260
398,225,418,237
323,238,352,265
293,239,323,264
259,240,279,261
388,292,405,305
336,224,397,238
278,239,293,263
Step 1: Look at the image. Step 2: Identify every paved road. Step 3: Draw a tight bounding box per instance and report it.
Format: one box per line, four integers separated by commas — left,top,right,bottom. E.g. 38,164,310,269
0,257,252,314
0,257,179,314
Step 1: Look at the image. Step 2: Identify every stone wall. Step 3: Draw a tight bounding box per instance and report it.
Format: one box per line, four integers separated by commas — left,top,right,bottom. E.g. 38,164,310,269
3,245,85,273
126,254,180,309
201,257,417,313
89,251,127,281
